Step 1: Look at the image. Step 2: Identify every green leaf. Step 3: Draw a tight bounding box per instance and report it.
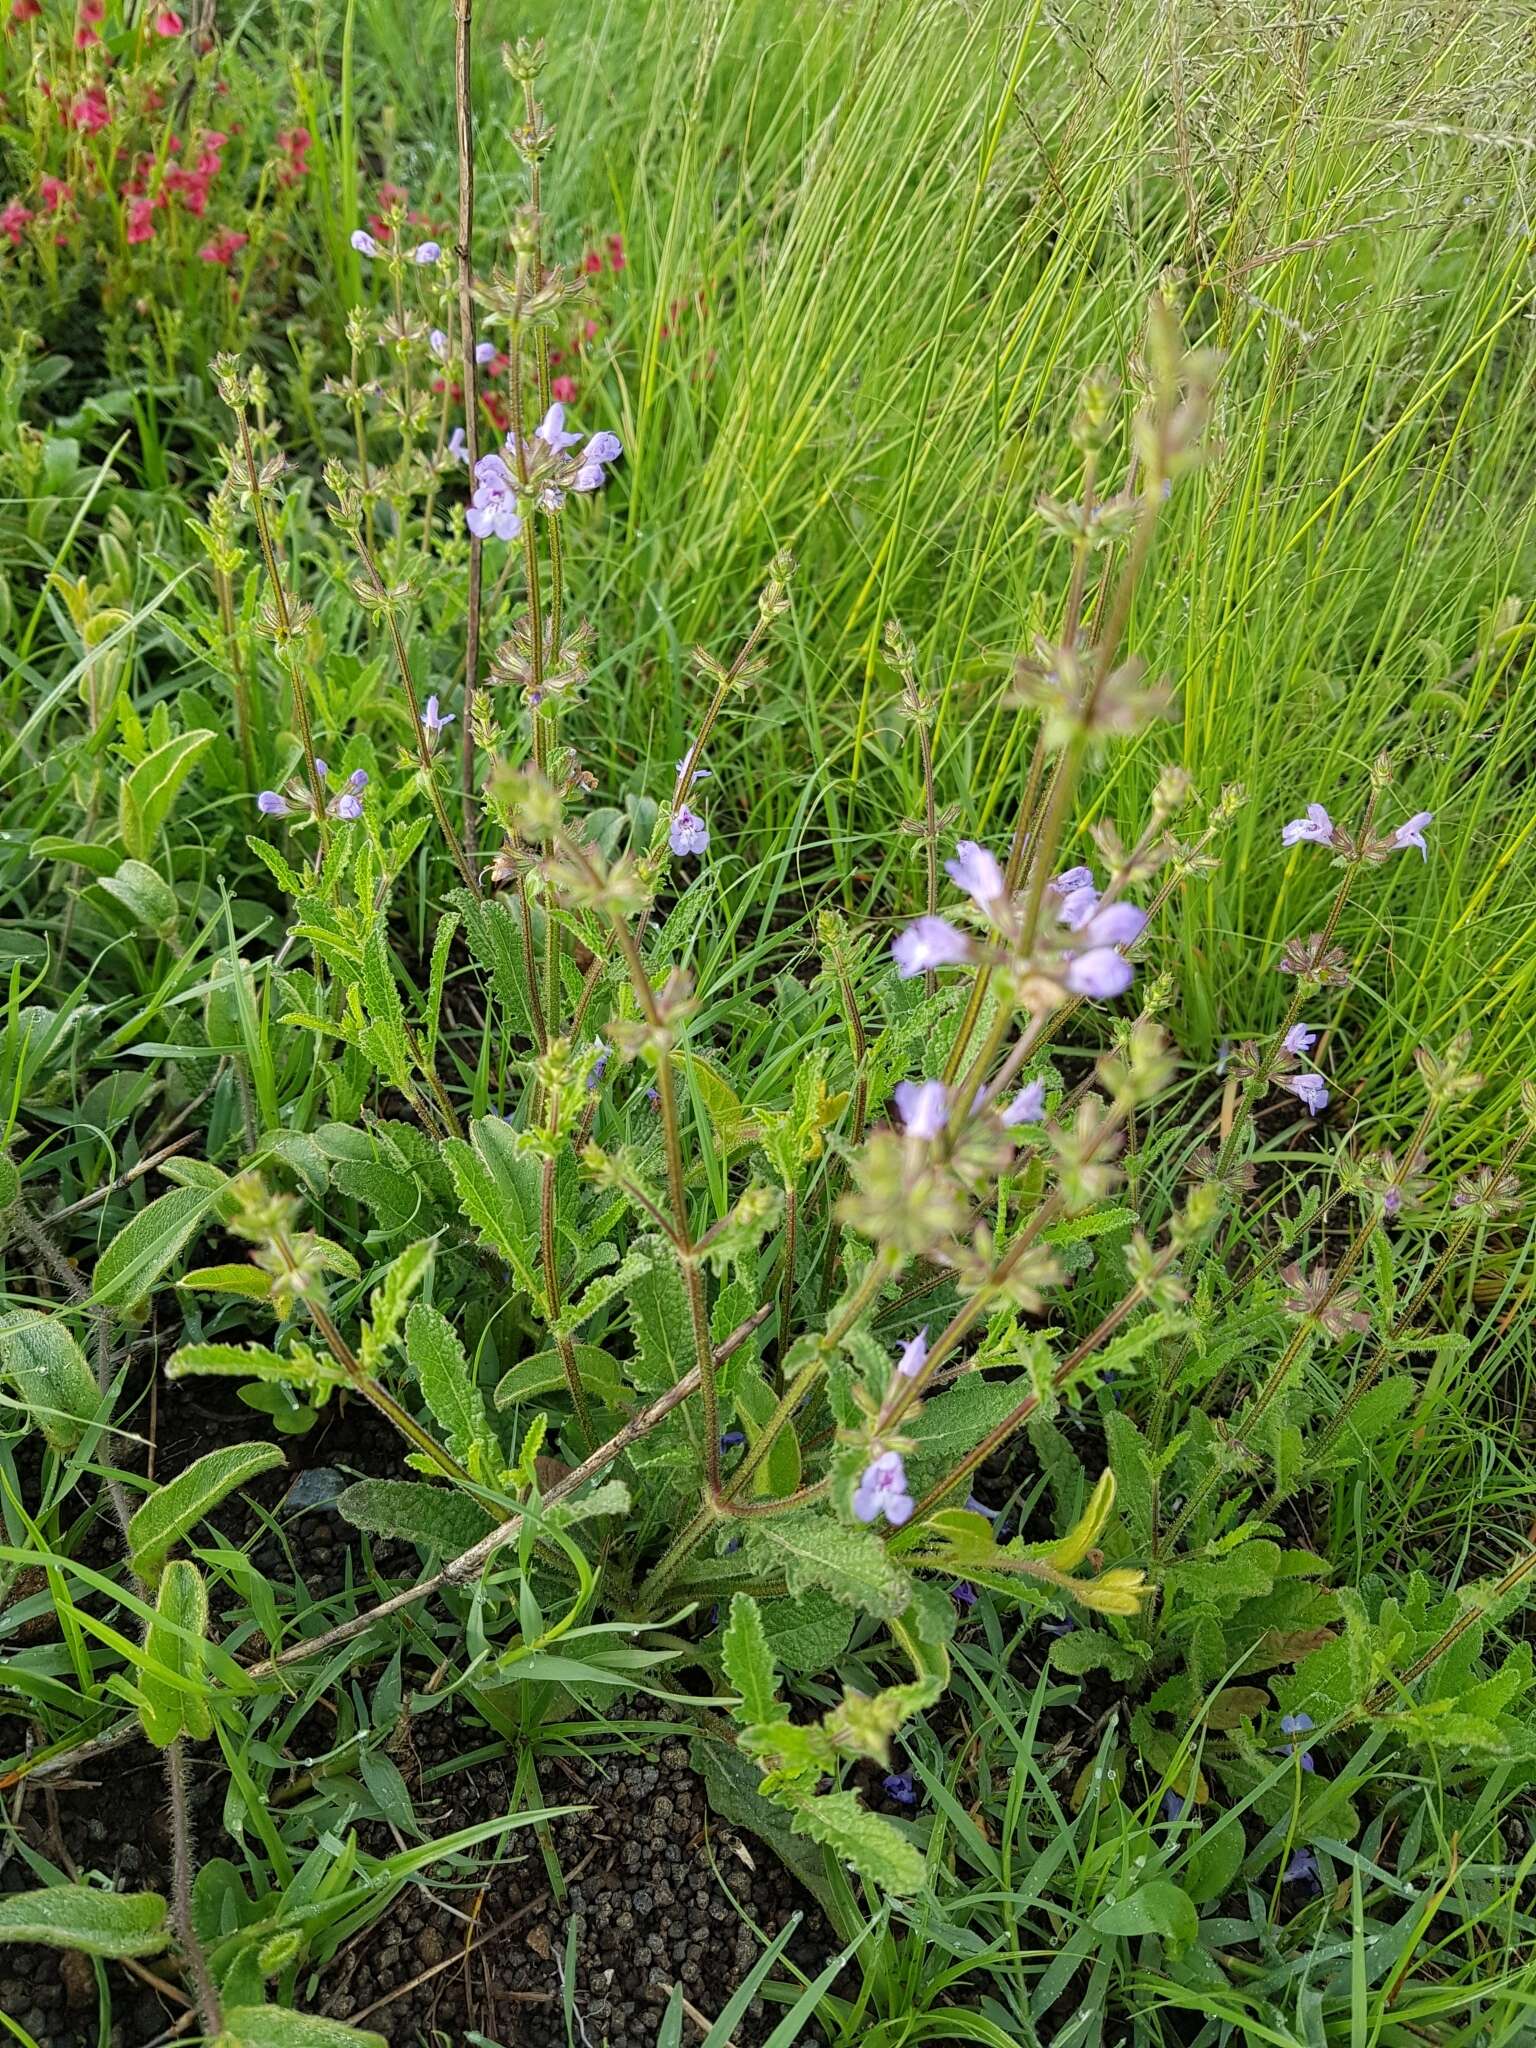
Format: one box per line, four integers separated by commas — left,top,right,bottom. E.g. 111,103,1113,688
139,1560,212,1747
722,1595,787,1728
335,1479,495,1554
904,1373,1027,1478
743,1512,912,1620
128,1440,286,1581
406,1303,497,1471
331,1159,424,1238
166,1340,344,1388
443,1118,543,1305
544,1478,631,1530
1092,1878,1198,1951
98,858,179,939
625,1239,694,1390
453,888,540,1041
553,1246,655,1339
1183,1822,1246,1905
357,1238,434,1375
176,1265,274,1301
90,1184,214,1307
119,729,216,861
1049,1629,1150,1682
0,1310,103,1450
0,1885,169,1957
494,1345,624,1412
782,1787,926,1895
219,2007,387,2048
358,917,416,1097
759,1590,854,1674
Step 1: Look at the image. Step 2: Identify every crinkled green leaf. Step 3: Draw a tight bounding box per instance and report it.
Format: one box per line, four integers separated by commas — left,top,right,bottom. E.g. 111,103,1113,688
0,1309,102,1450
128,1440,285,1580
335,1478,494,1554
744,1511,912,1620
0,1885,169,1957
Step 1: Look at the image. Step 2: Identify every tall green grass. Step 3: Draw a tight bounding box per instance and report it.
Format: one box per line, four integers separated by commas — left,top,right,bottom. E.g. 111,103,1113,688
343,0,1536,1145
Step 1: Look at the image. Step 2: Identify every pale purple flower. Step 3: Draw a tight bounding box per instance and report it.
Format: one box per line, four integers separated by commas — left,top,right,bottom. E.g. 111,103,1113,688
669,806,709,857
1161,1791,1185,1823
350,228,380,258
945,838,1006,911
892,915,971,978
1283,1846,1320,1890
330,767,368,823
534,402,582,453
409,240,441,265
257,790,289,816
882,1770,916,1805
587,1038,609,1089
895,1328,929,1379
1055,882,1102,932
1050,865,1095,898
951,1581,977,1610
1281,803,1335,849
1279,1712,1315,1771
429,328,449,361
448,425,468,465
1001,1079,1047,1127
465,453,522,542
1283,1073,1329,1116
421,694,454,738
965,1495,999,1520
1040,1614,1076,1636
675,745,711,792
572,430,623,492
1061,901,1146,1000
1283,1023,1317,1055
475,339,496,365
1392,810,1433,859
852,1448,914,1527
893,1079,948,1140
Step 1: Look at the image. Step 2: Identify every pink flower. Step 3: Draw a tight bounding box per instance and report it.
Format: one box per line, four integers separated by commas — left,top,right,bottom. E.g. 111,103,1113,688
606,233,626,270
153,6,183,31
9,0,43,23
581,247,602,274
276,126,310,185
39,175,71,211
551,374,577,403
125,196,156,244
69,87,111,132
1,197,32,244
74,23,100,46
198,225,246,265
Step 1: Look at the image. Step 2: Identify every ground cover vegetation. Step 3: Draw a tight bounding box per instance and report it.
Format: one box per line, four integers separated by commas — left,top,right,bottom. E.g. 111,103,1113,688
2,0,1536,2041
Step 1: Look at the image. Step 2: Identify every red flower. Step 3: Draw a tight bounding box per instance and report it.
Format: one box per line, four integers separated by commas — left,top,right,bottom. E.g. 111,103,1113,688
581,247,602,274
74,24,100,47
125,195,156,244
9,0,43,23
81,0,104,19
606,233,626,271
1,196,33,244
153,7,183,31
198,224,246,265
551,374,577,403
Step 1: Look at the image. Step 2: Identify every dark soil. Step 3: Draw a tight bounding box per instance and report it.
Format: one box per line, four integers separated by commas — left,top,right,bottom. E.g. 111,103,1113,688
0,1369,844,2046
